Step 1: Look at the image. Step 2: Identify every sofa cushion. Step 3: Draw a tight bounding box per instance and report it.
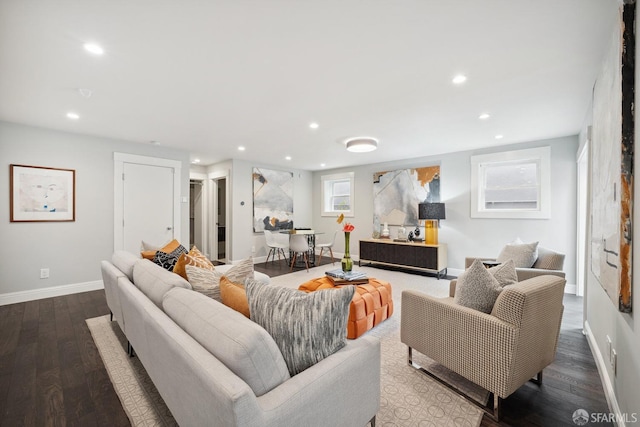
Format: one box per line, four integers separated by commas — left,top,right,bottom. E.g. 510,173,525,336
162,287,290,397
111,250,139,281
454,259,503,313
173,246,214,280
133,259,191,307
246,280,354,376
496,241,539,268
153,244,188,271
220,276,250,318
532,247,565,271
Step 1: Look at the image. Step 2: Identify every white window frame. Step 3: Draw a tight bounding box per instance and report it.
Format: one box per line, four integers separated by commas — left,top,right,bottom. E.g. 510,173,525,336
470,146,551,219
321,172,355,217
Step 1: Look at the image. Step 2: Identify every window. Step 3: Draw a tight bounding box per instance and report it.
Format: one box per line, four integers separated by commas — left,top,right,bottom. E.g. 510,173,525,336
471,147,550,219
321,172,355,217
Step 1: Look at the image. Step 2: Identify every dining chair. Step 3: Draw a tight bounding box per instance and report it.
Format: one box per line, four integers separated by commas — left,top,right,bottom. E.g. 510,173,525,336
264,230,289,266
315,230,337,265
289,234,310,272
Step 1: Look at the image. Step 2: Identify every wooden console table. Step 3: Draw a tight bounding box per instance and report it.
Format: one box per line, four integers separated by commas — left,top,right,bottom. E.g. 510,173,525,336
359,239,448,279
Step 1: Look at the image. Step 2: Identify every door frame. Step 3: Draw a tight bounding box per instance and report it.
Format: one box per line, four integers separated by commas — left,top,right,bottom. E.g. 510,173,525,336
114,153,182,251
190,171,209,257
208,169,229,263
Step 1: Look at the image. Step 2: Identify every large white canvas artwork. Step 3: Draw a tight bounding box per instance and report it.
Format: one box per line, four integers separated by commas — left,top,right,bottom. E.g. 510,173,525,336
252,167,294,232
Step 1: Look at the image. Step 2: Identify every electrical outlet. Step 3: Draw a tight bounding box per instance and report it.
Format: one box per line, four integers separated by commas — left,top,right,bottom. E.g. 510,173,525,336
606,335,612,360
40,268,50,279
611,349,617,375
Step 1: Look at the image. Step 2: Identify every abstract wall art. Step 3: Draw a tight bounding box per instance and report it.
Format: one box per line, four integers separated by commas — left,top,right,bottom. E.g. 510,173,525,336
252,167,294,232
10,164,76,222
590,3,634,313
373,166,440,226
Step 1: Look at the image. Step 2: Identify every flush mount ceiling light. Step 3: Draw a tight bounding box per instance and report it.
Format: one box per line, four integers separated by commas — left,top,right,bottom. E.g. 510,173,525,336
238,146,246,151
66,112,79,120
478,113,491,120
452,74,467,85
495,134,504,139
83,43,104,55
345,137,378,153
309,122,319,129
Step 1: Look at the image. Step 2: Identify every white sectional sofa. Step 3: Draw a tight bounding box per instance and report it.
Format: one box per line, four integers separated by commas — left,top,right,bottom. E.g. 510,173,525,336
101,251,381,427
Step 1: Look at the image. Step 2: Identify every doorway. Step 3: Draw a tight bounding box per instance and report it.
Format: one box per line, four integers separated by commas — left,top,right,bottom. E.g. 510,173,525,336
576,141,589,298
190,180,204,251
215,178,227,262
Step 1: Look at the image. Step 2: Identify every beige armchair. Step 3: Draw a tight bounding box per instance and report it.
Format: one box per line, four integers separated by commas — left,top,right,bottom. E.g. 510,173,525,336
466,246,566,281
400,275,566,420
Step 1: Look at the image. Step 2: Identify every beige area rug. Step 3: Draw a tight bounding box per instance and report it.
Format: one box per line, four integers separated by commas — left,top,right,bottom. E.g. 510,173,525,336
87,265,486,427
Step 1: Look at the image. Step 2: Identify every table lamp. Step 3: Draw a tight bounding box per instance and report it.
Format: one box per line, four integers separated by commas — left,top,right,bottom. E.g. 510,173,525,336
418,202,446,245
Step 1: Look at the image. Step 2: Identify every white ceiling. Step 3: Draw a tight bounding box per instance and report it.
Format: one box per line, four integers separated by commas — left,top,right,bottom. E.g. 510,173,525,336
0,0,619,171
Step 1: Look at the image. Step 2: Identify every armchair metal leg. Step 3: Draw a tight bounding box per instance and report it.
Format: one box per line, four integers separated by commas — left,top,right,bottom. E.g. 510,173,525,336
407,347,502,421
369,415,376,427
110,311,113,322
531,370,543,385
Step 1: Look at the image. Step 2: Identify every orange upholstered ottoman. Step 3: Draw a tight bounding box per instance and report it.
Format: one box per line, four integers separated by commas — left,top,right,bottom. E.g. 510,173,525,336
298,277,393,339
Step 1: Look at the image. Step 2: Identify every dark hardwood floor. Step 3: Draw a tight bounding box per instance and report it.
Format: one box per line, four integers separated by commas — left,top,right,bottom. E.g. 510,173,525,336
0,258,611,426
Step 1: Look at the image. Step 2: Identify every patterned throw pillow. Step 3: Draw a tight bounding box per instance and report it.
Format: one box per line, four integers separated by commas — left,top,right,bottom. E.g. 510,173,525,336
246,280,354,376
153,244,187,271
184,258,255,301
185,265,221,301
496,241,539,268
173,246,214,280
454,259,503,313
220,276,251,318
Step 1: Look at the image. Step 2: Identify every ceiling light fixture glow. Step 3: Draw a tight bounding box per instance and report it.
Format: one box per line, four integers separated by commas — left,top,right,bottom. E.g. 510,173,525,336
495,134,504,139
452,74,467,85
238,146,246,151
478,113,490,120
285,156,292,160
309,122,319,129
320,163,326,167
345,137,378,153
66,112,79,120
83,43,104,55
192,159,201,164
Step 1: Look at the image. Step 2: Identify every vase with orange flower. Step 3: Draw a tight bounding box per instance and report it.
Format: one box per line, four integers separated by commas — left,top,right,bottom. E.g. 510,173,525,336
337,214,355,273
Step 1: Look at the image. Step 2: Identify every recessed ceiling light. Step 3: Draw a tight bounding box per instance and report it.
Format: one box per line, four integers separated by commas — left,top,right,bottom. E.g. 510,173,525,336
192,159,201,164
309,122,319,129
66,112,79,120
478,113,490,120
83,43,104,55
452,74,467,85
495,134,504,139
320,163,326,167
285,156,292,161
238,146,246,151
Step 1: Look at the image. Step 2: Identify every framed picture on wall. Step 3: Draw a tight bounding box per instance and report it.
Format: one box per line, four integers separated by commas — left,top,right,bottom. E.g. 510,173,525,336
10,164,76,222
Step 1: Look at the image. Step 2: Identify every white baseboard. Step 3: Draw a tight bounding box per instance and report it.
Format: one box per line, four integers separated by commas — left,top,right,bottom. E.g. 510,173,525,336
0,280,104,306
565,283,577,294
583,321,625,426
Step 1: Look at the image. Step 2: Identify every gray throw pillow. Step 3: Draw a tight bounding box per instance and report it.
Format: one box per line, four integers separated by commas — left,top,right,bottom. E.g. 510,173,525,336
245,280,355,376
185,257,256,302
496,241,539,268
487,259,518,287
454,259,503,313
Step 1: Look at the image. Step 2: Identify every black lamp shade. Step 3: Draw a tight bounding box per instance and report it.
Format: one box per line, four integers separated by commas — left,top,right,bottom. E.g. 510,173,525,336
419,202,446,220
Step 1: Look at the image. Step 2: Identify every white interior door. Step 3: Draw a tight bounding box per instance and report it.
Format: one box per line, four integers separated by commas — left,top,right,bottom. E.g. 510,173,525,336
124,163,175,253
114,153,182,254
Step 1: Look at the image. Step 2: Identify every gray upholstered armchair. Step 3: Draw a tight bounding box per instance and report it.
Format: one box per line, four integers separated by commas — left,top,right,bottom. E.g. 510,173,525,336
400,275,566,420
466,246,565,281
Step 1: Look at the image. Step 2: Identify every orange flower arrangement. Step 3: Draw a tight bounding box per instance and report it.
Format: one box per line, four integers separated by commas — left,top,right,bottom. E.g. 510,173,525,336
336,213,355,233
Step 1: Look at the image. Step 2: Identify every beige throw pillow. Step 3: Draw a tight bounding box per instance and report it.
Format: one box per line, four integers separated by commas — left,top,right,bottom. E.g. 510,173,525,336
496,241,539,268
454,259,503,313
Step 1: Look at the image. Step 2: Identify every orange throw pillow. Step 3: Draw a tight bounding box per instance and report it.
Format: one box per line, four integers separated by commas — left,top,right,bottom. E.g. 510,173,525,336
220,276,250,318
173,246,214,279
140,239,182,260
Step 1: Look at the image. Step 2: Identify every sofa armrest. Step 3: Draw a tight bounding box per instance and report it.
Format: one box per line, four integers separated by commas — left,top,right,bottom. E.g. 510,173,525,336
515,267,565,281
400,290,517,395
256,336,381,427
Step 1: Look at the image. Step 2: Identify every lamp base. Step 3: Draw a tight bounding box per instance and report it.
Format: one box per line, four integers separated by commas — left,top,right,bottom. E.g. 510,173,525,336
424,220,438,245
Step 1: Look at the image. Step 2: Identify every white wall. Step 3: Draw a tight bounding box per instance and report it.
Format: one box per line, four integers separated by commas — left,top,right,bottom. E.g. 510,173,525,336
0,121,191,302
312,136,578,285
582,7,640,420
